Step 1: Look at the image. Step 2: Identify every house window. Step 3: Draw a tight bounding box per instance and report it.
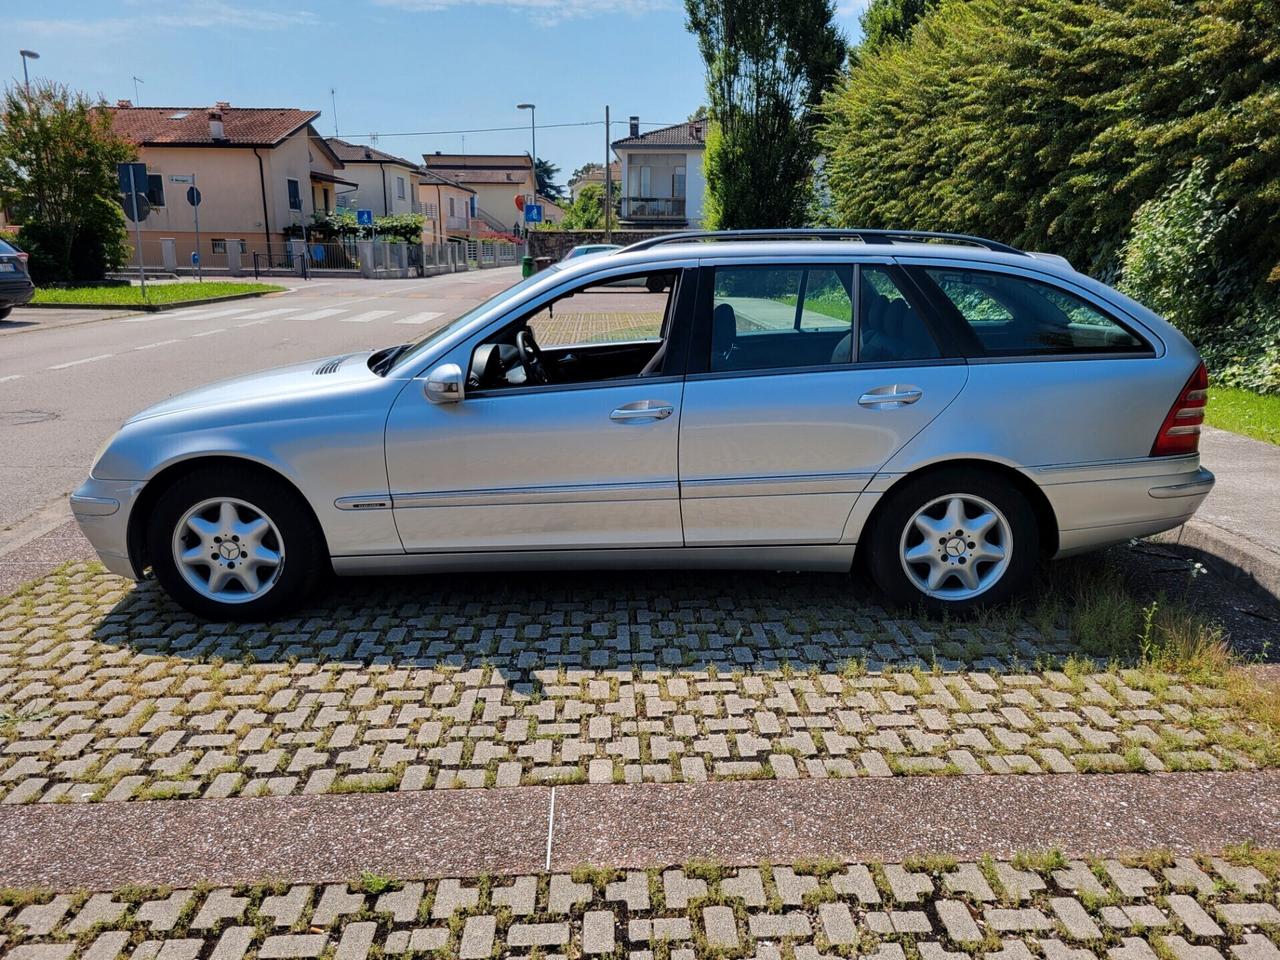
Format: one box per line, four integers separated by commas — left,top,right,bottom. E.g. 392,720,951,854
287,178,302,211
396,176,406,200
674,166,686,199
322,187,330,212
210,239,248,255
146,174,166,208
423,202,438,219
448,196,456,217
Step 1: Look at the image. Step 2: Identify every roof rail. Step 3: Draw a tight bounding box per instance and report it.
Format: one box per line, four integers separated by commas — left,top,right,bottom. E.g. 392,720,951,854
621,228,1026,256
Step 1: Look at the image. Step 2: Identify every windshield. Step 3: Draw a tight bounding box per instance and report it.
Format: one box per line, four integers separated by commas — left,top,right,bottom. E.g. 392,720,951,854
384,269,554,376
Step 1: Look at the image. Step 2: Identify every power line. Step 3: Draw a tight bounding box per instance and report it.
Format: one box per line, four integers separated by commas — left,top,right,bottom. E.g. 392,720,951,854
339,119,691,140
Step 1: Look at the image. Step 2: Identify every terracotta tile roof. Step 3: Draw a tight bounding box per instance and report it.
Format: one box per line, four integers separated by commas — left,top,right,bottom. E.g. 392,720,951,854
418,170,476,194
432,168,531,185
325,138,417,167
569,163,620,186
106,103,319,147
612,120,707,149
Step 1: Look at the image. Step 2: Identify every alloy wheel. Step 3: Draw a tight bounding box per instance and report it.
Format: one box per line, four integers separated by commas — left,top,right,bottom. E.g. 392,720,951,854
170,497,285,604
898,493,1012,601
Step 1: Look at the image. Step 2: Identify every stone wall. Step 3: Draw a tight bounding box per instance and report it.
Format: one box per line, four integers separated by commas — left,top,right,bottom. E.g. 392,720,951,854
528,229,675,263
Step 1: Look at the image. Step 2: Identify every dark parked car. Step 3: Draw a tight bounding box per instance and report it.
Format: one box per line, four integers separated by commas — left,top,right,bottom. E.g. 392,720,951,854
0,237,35,319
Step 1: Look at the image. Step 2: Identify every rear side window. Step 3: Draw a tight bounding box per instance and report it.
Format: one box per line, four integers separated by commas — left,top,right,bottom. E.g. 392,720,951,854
924,268,1147,356
856,266,941,363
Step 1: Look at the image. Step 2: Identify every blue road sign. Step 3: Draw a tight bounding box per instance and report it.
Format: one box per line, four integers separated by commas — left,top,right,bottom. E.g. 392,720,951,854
356,209,374,226
191,252,200,265
524,203,543,224
117,162,148,196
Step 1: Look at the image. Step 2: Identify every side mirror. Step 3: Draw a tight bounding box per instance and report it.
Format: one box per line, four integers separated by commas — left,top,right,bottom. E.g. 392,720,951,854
424,363,464,404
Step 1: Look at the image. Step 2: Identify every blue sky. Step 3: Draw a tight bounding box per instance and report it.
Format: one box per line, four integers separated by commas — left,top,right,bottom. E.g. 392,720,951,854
11,0,865,188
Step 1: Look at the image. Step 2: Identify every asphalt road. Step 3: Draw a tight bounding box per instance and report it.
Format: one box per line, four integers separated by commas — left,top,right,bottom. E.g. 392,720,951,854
0,268,521,540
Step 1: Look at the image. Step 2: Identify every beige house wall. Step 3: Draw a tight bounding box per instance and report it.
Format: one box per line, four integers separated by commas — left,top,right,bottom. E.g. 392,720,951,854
343,163,420,218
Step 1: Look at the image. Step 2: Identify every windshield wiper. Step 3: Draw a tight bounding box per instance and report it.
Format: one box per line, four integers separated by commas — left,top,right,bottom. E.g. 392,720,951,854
369,344,409,376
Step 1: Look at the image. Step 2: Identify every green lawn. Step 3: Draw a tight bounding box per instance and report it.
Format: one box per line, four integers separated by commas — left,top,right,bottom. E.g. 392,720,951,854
1205,386,1280,445
31,281,284,306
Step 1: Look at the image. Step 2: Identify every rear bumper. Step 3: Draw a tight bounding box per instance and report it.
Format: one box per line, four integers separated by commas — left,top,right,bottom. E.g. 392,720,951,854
1037,456,1214,557
0,278,34,307
70,477,146,579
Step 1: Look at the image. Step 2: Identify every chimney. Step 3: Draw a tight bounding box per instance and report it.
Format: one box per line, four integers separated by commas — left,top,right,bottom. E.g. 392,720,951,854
364,147,373,159
208,109,225,141
116,99,132,108
215,100,231,109
629,115,639,138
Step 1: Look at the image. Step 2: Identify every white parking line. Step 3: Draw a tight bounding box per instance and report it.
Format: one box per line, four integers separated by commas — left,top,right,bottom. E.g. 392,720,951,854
134,339,183,351
49,354,113,370
0,374,22,384
191,328,226,337
289,308,349,322
394,311,444,325
339,310,396,324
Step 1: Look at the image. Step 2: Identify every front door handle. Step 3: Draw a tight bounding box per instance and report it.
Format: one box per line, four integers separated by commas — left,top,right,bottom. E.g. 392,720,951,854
859,386,923,408
610,400,674,422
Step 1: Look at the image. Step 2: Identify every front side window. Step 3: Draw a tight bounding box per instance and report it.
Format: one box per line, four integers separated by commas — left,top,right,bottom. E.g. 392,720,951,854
287,178,301,211
397,176,406,200
467,271,679,391
924,268,1146,355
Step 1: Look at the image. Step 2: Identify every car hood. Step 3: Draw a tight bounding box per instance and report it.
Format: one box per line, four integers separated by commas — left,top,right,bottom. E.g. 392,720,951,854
126,350,379,423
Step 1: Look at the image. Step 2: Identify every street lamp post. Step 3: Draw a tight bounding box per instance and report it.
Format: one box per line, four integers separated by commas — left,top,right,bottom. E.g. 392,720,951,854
517,103,536,252
19,49,39,94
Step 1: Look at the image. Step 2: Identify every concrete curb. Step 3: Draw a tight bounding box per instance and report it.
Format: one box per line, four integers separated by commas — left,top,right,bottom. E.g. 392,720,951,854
1154,517,1280,603
2,771,1277,891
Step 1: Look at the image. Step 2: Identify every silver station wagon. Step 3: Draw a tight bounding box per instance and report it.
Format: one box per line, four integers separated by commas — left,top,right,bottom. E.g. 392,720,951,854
72,230,1215,620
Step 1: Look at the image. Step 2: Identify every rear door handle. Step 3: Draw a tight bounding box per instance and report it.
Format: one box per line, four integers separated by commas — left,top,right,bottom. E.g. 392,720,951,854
610,400,674,422
858,386,923,408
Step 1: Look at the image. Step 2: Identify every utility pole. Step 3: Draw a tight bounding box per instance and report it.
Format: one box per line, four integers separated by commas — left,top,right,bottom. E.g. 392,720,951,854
604,105,612,242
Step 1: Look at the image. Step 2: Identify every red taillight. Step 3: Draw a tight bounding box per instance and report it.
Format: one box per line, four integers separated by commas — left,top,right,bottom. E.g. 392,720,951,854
1150,361,1208,456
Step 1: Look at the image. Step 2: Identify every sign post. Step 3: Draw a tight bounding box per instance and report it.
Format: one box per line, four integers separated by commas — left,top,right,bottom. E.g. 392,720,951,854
170,174,202,282
118,162,150,295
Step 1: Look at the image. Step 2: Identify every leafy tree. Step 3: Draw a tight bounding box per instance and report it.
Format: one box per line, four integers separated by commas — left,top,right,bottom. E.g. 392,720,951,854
557,182,614,230
856,0,938,54
0,81,132,282
535,158,565,202
687,105,709,121
685,0,846,229
818,0,1280,281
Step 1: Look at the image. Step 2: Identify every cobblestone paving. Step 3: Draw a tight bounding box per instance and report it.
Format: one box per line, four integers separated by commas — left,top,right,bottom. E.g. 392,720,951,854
0,566,1273,805
3,853,1278,959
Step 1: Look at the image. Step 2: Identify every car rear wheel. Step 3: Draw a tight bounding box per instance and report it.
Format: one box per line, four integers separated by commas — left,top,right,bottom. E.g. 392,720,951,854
866,467,1038,613
0,307,12,321
147,467,326,621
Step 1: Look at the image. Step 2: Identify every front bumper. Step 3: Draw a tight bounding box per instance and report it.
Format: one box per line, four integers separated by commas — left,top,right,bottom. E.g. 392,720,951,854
1039,456,1215,557
70,477,146,579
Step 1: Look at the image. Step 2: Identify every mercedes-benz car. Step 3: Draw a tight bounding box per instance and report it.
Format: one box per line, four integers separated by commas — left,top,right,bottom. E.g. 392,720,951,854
72,229,1214,621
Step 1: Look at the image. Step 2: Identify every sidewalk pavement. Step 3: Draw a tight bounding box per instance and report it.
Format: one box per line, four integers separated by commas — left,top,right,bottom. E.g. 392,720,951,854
1160,427,1280,600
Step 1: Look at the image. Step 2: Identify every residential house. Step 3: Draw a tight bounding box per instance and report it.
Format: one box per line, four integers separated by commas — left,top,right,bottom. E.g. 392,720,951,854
611,116,706,229
106,100,354,257
421,153,562,235
567,162,620,202
324,138,422,218
418,169,477,243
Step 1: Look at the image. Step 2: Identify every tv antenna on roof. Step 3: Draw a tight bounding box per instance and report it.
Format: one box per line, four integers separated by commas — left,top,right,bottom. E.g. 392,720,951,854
330,88,339,137
132,76,144,105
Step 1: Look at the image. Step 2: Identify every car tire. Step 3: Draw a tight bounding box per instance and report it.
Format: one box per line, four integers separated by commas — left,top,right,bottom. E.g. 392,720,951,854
865,467,1038,614
0,307,11,321
146,466,327,621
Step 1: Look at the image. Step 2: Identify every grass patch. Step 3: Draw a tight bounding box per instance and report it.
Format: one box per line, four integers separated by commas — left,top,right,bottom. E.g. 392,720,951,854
1204,386,1280,445
31,281,284,306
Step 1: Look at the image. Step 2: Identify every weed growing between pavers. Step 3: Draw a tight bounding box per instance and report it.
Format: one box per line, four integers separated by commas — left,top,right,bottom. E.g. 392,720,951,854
1,852,1278,959
0,559,1277,805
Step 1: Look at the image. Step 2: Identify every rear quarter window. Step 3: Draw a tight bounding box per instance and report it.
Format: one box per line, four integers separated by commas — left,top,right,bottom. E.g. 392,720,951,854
923,267,1148,357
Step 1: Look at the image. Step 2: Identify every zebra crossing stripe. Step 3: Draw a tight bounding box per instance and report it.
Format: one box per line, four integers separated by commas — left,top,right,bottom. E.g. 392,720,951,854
393,312,444,325
290,308,349,322
339,310,396,324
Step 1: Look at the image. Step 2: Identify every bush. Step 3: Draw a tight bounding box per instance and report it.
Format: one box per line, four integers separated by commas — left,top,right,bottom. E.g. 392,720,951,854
1119,161,1280,395
17,199,128,284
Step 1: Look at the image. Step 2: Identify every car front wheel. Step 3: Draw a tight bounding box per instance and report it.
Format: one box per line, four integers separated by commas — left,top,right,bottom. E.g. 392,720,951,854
146,467,326,621
865,467,1038,613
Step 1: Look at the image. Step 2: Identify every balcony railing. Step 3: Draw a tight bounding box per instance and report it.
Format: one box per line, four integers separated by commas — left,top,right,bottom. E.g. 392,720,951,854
622,196,686,220
446,215,470,230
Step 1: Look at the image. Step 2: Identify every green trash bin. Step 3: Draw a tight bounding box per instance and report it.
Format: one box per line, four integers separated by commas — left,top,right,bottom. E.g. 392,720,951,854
521,255,535,278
